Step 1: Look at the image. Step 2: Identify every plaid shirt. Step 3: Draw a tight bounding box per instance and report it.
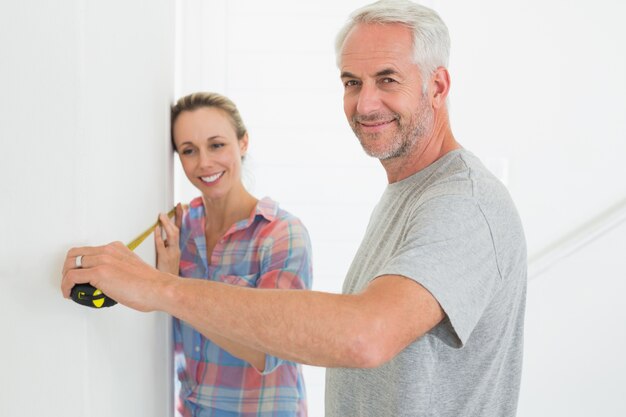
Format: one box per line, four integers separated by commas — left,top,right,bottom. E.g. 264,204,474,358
174,196,312,417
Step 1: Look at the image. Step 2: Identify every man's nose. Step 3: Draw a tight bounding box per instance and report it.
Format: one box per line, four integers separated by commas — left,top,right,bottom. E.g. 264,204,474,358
356,83,381,115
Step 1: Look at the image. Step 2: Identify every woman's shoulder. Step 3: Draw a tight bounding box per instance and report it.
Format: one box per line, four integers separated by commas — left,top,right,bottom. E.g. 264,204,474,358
256,197,309,237
257,197,301,223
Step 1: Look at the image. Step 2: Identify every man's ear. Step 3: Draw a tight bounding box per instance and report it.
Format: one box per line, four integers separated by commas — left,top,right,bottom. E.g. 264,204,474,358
430,67,451,109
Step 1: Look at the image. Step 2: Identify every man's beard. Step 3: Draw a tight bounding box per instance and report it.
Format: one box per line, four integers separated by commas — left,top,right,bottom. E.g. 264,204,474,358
351,100,434,161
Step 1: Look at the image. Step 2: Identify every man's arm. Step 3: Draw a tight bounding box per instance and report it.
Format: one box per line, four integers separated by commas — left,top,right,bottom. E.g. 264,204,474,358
164,274,444,368
61,242,444,368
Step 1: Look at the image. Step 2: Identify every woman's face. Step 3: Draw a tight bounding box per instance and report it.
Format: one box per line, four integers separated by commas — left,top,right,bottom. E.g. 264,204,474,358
173,107,248,200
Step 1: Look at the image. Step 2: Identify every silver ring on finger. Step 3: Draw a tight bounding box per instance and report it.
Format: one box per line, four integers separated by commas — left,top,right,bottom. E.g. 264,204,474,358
75,255,84,269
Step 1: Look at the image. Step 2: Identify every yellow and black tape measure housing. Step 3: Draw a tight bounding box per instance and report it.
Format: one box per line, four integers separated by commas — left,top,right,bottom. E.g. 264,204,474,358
70,284,117,308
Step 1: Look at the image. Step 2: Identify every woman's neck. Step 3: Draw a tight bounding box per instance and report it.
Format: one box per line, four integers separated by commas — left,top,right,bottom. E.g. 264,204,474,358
201,186,258,237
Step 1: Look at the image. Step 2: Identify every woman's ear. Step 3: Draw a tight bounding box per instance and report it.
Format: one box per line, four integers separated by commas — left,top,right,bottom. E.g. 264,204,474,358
239,133,249,157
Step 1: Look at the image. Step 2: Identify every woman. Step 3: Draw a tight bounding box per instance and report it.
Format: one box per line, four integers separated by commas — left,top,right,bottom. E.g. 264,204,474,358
155,92,311,417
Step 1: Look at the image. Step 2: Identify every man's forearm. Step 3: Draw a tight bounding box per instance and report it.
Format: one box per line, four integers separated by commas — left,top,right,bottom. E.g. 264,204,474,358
159,274,373,368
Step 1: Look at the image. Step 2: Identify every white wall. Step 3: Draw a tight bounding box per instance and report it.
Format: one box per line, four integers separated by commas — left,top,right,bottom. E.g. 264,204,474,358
0,1,174,416
176,1,626,416
519,220,626,417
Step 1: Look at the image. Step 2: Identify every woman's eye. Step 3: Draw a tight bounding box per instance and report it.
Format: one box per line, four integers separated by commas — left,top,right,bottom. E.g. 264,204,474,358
211,143,224,149
181,148,194,155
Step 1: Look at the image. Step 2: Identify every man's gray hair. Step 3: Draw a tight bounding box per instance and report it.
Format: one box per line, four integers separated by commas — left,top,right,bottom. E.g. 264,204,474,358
335,0,450,80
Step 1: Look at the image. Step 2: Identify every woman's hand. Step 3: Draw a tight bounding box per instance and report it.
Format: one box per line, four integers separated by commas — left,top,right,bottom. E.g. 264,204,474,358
154,203,183,275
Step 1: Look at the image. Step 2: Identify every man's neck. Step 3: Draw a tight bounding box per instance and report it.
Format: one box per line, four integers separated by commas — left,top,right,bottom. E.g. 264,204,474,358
381,120,460,184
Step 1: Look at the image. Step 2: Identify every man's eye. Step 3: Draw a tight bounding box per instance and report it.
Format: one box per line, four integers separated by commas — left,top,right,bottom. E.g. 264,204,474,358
344,80,359,87
381,77,396,84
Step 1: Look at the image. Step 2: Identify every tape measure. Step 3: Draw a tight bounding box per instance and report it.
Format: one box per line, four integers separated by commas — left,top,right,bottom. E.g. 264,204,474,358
70,208,176,308
70,284,118,308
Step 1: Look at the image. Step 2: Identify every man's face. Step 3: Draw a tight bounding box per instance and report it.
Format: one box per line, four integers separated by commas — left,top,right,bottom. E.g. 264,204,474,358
340,23,433,160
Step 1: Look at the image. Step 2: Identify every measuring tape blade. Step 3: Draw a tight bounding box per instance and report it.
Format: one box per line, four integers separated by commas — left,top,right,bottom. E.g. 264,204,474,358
127,207,176,251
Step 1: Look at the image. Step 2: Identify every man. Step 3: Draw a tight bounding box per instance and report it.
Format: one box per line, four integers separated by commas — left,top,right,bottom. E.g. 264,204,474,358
62,1,527,416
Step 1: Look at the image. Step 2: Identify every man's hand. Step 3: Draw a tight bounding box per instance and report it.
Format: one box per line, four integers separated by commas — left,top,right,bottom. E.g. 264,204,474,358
61,241,174,312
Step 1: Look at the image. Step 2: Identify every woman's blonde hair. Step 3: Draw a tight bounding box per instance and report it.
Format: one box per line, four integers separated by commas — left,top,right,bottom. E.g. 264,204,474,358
170,92,247,152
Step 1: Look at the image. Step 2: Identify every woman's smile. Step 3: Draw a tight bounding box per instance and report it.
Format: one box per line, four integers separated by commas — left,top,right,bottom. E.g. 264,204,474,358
200,171,225,185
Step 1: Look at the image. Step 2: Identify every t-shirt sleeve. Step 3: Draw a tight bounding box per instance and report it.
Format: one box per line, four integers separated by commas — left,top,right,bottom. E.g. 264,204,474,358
377,195,501,348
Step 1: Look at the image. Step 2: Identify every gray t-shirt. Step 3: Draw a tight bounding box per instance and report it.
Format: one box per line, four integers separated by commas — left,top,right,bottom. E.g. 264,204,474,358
326,149,527,417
